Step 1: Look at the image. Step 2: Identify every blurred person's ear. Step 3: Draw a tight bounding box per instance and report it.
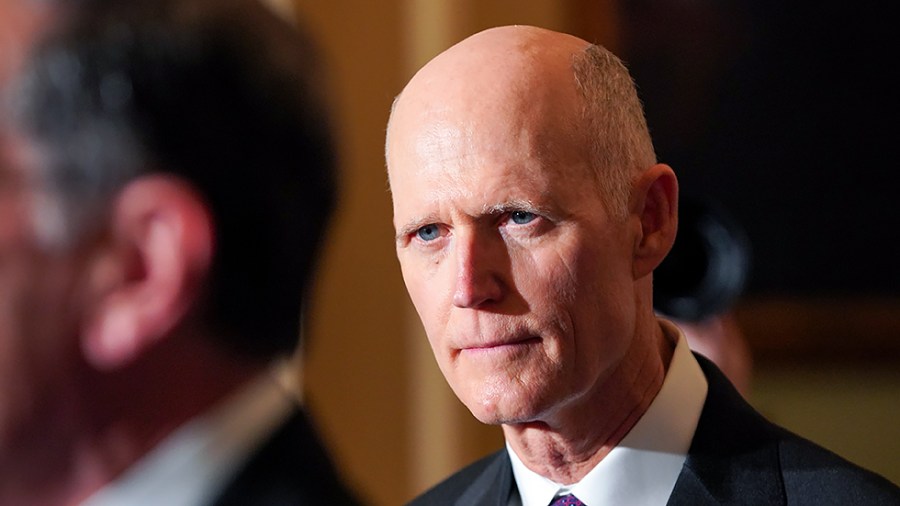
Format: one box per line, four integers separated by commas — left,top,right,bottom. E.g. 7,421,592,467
81,175,214,369
631,163,678,279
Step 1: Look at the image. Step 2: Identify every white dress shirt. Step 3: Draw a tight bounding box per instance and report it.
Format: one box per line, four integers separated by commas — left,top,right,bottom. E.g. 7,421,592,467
81,365,296,506
509,320,708,506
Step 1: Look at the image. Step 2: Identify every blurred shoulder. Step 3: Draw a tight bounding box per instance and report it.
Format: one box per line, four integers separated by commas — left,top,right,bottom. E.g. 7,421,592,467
407,450,510,506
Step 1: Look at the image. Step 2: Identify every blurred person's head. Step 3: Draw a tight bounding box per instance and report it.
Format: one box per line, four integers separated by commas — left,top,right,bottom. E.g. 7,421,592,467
0,0,56,88
673,313,752,395
0,0,336,501
654,196,753,394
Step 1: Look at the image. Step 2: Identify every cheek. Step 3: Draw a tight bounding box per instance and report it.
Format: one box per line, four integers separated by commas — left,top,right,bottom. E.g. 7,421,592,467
399,256,451,340
509,241,583,311
524,238,635,349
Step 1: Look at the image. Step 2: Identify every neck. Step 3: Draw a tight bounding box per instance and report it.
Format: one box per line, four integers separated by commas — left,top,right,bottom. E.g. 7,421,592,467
502,317,674,485
0,332,263,506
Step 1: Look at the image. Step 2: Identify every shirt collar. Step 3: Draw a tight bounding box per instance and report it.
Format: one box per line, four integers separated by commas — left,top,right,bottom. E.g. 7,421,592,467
509,320,708,506
81,363,296,506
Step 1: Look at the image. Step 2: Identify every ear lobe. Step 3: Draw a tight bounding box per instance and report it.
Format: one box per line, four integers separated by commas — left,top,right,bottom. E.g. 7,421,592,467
632,163,678,279
81,175,214,370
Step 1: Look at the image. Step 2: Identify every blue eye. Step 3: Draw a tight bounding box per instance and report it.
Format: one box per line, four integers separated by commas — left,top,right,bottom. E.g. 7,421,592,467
510,211,536,225
416,224,440,241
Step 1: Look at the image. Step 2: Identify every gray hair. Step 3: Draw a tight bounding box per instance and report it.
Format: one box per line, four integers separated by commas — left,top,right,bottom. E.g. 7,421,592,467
572,44,657,221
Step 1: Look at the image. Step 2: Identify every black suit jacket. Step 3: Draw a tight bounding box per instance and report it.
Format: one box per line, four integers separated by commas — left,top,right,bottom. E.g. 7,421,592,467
210,409,364,506
408,355,900,505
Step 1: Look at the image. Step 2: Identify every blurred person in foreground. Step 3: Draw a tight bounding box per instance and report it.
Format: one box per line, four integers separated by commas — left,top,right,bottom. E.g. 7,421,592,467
0,0,362,504
654,196,753,396
0,0,53,89
385,25,900,505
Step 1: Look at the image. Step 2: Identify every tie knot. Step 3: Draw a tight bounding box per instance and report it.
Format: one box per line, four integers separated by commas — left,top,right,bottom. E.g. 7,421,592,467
549,494,586,506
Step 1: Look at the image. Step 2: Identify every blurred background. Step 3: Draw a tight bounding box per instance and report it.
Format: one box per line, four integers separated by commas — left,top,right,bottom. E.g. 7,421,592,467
268,0,898,504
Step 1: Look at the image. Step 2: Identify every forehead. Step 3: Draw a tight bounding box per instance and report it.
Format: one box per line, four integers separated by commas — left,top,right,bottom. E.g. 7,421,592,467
387,107,599,235
386,28,601,222
390,81,592,204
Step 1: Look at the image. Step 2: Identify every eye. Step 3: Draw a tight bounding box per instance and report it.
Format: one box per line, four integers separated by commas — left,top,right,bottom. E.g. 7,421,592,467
416,224,441,241
510,210,536,225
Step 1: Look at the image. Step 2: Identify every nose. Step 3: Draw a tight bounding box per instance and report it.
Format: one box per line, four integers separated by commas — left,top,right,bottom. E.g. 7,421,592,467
452,231,505,308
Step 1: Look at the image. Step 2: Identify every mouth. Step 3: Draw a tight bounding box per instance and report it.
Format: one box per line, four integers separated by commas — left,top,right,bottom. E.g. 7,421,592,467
459,335,542,354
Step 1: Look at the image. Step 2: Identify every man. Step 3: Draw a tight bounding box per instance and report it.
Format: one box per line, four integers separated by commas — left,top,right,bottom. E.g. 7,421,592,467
0,0,361,504
385,25,899,505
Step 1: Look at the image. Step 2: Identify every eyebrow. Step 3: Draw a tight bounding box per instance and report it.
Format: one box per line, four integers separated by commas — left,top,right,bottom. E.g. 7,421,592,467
484,198,539,215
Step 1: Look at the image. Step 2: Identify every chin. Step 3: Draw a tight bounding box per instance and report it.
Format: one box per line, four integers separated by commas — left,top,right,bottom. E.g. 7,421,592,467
468,406,520,426
462,386,548,426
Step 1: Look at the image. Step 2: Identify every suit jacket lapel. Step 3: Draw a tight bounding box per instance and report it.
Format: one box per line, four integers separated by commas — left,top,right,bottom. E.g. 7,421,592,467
668,354,786,505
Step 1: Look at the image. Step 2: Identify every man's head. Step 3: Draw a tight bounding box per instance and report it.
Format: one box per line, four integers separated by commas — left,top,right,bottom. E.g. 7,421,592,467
386,25,678,426
0,0,334,460
5,0,335,356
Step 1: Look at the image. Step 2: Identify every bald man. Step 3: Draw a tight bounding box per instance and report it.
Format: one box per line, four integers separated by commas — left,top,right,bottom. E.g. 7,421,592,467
386,25,899,506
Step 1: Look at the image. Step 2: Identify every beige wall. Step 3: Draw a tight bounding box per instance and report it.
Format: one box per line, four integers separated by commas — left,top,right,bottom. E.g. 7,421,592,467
290,2,408,505
752,363,900,485
289,2,899,505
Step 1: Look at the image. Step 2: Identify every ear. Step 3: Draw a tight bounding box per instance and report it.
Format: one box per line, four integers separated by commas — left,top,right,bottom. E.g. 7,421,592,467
81,175,214,370
631,163,678,279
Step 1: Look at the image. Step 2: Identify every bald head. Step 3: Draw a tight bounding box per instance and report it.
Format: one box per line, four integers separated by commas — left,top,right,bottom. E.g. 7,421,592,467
392,25,588,119
385,25,678,432
386,25,657,219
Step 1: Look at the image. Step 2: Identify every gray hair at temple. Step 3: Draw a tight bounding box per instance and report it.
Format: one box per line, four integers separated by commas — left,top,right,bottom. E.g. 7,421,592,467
572,44,657,222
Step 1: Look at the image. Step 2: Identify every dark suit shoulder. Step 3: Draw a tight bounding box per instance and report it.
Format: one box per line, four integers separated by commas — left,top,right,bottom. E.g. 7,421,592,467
407,450,510,506
675,355,900,505
778,433,900,505
212,409,364,506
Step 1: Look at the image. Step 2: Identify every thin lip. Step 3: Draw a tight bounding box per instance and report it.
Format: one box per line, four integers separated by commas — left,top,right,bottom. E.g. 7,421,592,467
458,335,540,351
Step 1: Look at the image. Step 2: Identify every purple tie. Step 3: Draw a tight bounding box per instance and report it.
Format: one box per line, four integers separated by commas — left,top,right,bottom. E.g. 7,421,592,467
549,494,586,506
